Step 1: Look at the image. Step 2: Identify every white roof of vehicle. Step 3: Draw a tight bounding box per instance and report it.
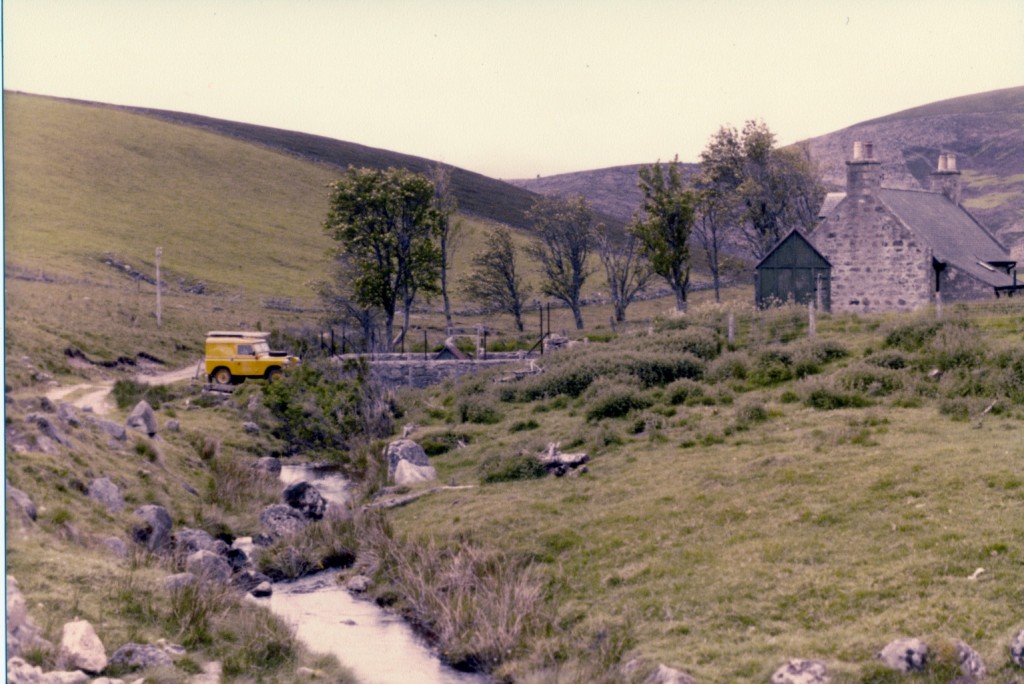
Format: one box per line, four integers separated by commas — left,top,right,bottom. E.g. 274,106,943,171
206,331,271,339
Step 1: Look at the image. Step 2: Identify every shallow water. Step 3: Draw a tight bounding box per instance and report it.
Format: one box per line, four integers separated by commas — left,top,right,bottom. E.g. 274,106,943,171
268,463,488,684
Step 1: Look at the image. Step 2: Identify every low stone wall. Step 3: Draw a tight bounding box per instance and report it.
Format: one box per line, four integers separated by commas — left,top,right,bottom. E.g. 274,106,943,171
357,357,530,389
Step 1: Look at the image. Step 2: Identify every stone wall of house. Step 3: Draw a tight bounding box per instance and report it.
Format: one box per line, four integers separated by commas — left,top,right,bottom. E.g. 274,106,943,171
811,197,934,313
940,266,1000,303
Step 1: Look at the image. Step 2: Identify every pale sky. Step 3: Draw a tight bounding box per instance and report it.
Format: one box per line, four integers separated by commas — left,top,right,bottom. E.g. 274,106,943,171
4,0,1023,179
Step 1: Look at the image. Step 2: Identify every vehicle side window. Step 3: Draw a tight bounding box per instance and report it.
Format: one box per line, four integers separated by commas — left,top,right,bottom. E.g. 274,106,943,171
237,344,254,355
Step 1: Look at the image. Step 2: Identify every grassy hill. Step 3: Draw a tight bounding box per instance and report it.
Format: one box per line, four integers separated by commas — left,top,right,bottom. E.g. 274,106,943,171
509,87,1024,249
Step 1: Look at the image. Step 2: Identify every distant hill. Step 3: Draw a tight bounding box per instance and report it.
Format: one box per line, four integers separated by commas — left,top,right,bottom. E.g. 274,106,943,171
511,87,1024,250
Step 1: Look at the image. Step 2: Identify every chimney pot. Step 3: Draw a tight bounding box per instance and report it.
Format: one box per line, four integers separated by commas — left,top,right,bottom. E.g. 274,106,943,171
864,142,874,160
947,153,957,171
937,154,946,171
852,141,862,161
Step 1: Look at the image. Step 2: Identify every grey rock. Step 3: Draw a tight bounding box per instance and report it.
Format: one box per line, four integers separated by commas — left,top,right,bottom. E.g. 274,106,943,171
131,505,173,552
109,643,174,671
954,640,986,679
259,504,308,539
242,421,260,435
6,656,43,684
57,403,81,428
232,570,273,593
8,576,48,658
126,401,158,437
102,537,128,558
643,663,697,684
155,639,186,658
252,457,282,476
163,573,197,591
7,483,37,521
771,659,830,684
41,672,89,684
384,439,429,479
225,547,248,570
31,415,73,448
347,575,371,593
282,481,327,520
58,619,107,674
392,460,437,485
93,418,127,442
185,550,233,583
877,637,929,673
174,528,228,556
1011,628,1024,667
166,419,181,433
87,477,125,513
251,582,273,598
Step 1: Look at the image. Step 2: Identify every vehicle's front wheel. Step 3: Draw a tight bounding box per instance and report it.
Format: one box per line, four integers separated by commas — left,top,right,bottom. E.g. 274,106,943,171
212,367,233,385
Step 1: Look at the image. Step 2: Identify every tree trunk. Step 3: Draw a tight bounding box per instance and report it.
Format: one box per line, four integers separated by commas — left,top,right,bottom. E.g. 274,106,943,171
571,304,584,330
441,265,453,335
673,286,687,313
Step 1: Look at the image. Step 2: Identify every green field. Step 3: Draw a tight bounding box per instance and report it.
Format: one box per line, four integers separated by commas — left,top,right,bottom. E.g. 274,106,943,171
6,92,1024,683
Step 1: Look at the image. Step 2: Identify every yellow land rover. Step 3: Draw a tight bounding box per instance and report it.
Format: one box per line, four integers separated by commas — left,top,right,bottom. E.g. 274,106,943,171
204,331,299,384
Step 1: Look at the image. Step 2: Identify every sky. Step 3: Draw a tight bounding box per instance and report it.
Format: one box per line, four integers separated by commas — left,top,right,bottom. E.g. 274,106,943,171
3,0,1023,179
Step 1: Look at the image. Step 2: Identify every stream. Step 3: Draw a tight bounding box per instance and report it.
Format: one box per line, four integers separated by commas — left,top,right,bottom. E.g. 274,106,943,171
263,463,488,684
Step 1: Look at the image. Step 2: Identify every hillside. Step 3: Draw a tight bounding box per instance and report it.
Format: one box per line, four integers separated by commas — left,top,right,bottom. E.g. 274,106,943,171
510,87,1024,248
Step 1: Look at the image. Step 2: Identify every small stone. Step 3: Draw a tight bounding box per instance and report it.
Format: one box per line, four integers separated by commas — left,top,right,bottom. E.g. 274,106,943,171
163,573,197,591
877,637,928,673
771,659,830,684
1011,628,1024,667
185,550,232,583
109,642,173,670
242,421,260,435
87,477,125,513
347,575,370,593
954,639,986,679
166,420,180,432
251,582,273,598
642,663,696,684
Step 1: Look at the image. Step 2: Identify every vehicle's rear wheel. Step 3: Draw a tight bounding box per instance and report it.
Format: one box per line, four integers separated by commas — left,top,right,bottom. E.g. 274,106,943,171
212,367,232,385
265,368,282,382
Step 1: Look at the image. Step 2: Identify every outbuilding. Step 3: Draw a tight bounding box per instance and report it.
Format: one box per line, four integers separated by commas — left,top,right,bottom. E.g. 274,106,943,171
754,229,832,310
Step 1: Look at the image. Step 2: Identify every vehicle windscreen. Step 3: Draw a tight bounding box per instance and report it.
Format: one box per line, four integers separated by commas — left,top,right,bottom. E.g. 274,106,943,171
253,341,271,356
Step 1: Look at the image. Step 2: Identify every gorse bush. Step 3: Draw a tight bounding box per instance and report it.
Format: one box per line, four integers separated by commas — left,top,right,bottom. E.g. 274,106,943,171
262,358,392,459
585,380,653,421
480,453,547,483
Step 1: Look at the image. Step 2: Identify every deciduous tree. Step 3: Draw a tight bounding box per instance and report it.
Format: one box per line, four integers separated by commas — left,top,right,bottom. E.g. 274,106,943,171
431,164,463,335
632,158,697,313
461,226,531,332
323,167,441,350
594,223,653,325
526,195,595,330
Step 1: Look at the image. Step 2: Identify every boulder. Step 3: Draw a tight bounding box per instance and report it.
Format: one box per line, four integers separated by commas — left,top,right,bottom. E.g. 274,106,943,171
242,422,260,435
225,548,248,570
347,575,371,593
259,504,308,540
8,576,48,658
282,482,327,520
185,550,233,583
174,528,228,556
131,505,173,552
771,659,830,684
643,663,697,684
109,643,174,671
93,418,127,442
57,403,81,428
232,570,273,593
44,673,90,684
163,573,197,591
251,582,273,598
126,401,158,437
393,459,438,486
954,640,986,679
166,419,181,433
253,456,282,476
384,439,430,479
537,442,590,476
7,483,37,521
102,537,128,558
877,637,928,673
58,619,107,674
30,415,73,448
87,478,125,513
6,656,43,684
1011,628,1024,667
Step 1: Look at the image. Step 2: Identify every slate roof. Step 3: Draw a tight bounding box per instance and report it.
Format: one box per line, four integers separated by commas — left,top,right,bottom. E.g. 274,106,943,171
818,188,1016,289
877,189,1014,288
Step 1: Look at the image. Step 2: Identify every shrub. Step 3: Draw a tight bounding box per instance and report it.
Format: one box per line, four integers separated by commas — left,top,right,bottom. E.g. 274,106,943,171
748,349,794,387
457,397,502,424
419,432,471,456
867,352,909,370
262,358,392,458
667,379,705,405
509,419,540,432
257,517,358,581
707,352,750,382
112,379,175,410
883,318,941,351
734,402,770,429
642,327,721,361
804,386,872,410
585,381,653,421
480,453,547,483
837,363,904,397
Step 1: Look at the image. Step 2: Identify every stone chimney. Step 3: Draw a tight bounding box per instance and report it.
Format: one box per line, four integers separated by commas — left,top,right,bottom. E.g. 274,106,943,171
846,140,881,197
929,152,962,205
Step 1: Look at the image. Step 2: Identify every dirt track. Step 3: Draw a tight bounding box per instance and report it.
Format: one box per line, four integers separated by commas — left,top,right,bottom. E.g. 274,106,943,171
45,360,203,416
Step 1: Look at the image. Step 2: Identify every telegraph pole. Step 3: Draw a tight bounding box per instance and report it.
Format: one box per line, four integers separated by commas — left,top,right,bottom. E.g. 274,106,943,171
155,247,162,327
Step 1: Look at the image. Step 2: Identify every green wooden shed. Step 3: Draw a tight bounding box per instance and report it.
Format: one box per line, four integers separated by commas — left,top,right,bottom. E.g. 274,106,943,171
755,229,832,310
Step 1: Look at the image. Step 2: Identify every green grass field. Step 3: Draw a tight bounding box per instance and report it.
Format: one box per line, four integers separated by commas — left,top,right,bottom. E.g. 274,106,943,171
7,91,1024,683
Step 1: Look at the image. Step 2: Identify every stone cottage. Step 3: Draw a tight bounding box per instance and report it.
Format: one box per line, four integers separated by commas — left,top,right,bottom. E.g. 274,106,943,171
809,142,1021,313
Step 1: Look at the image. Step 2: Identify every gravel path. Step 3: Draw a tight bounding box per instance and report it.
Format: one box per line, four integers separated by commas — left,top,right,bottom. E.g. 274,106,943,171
45,360,203,416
